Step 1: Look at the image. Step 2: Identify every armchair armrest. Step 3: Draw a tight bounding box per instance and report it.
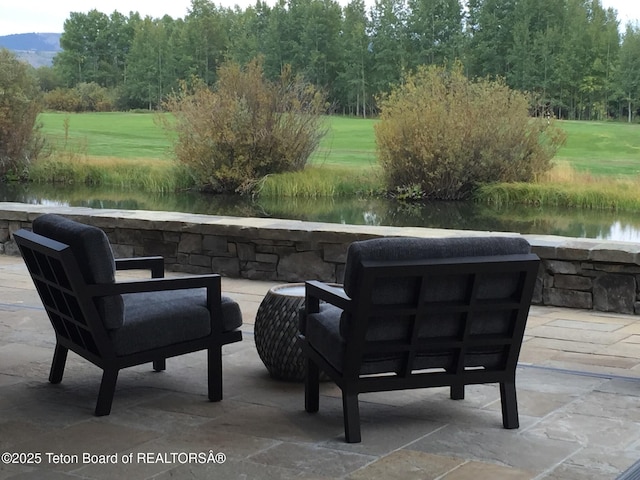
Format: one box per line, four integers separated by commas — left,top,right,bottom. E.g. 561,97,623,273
115,256,164,278
86,274,221,297
305,280,352,314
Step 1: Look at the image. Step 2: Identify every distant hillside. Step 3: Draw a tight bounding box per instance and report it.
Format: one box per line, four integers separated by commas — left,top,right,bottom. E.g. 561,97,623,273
0,33,61,68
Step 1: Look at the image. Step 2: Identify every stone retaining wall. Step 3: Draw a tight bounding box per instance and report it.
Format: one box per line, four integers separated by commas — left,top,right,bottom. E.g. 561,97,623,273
2,202,640,315
532,237,640,314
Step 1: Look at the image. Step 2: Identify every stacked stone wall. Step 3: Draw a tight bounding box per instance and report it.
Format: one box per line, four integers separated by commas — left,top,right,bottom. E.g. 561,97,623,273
533,239,640,314
2,203,640,316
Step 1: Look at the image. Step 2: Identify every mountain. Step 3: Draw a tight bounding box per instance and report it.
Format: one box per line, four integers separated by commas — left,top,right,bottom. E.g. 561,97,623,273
0,33,61,68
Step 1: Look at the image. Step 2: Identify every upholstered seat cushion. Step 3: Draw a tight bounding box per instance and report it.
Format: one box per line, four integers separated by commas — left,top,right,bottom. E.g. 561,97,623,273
306,304,458,375
32,214,124,329
111,290,242,356
306,304,506,375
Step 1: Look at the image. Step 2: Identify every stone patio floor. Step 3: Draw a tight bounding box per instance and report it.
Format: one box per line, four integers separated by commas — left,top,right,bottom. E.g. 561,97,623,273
0,254,639,479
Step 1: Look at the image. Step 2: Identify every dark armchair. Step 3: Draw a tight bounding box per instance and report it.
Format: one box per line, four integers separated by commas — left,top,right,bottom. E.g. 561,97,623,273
13,214,243,416
298,236,540,442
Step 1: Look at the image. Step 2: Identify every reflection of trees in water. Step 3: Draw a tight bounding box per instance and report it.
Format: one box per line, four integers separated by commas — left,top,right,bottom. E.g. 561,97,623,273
474,204,622,240
0,183,637,241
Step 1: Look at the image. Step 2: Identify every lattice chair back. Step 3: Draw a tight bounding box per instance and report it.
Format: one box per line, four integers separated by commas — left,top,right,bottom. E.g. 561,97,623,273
16,216,119,362
339,236,538,380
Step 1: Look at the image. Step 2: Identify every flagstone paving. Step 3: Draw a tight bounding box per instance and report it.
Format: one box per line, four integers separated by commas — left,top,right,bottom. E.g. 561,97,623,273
0,255,638,479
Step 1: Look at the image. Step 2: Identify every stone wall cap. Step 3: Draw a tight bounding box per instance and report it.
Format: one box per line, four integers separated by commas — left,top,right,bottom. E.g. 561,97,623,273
525,235,580,248
0,203,526,239
2,202,639,252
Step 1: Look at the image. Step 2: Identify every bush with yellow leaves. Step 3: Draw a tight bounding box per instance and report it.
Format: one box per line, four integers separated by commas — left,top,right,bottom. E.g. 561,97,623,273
375,63,566,200
164,58,327,193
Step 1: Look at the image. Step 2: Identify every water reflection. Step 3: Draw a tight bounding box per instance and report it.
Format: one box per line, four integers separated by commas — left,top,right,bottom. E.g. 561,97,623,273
1,182,638,242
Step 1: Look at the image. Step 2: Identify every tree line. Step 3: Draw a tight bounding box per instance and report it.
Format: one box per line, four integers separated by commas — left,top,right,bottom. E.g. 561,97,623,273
39,0,640,121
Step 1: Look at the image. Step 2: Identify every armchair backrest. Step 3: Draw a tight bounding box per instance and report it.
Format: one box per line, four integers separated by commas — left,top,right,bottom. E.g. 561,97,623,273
31,214,124,330
14,226,117,362
339,236,539,377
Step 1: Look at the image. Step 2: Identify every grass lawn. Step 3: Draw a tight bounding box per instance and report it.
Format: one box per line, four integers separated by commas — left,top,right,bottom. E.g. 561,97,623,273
554,120,640,177
309,116,378,167
39,112,640,177
39,111,379,167
39,112,173,160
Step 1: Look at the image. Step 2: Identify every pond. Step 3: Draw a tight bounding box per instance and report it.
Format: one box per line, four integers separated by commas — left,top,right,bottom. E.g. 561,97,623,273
1,182,638,242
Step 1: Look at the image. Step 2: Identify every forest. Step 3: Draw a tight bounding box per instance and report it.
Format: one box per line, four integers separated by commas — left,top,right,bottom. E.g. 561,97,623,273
39,0,640,121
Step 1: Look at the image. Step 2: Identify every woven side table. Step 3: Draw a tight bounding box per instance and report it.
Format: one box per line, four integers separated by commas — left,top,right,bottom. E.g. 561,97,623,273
255,283,337,381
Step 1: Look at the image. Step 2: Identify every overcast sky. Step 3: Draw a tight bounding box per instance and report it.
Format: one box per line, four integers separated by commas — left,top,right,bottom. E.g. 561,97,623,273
1,0,639,36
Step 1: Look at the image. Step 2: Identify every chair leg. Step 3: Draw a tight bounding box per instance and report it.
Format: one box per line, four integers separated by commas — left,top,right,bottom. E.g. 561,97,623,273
305,357,320,413
450,384,465,400
48,344,68,384
153,359,166,372
500,381,519,429
95,368,119,416
208,347,223,402
342,391,361,443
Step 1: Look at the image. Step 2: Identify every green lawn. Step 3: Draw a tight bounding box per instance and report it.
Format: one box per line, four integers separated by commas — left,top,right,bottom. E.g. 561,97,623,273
555,120,640,176
39,112,173,160
39,112,640,177
310,116,378,167
39,111,379,166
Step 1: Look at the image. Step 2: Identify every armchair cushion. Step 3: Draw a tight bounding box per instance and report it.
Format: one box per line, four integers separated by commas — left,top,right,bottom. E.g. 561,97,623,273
32,214,124,329
306,306,513,375
342,236,531,299
112,291,243,356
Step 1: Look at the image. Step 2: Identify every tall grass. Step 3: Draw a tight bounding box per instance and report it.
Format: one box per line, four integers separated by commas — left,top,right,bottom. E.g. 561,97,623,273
30,154,193,192
257,166,383,197
476,164,640,211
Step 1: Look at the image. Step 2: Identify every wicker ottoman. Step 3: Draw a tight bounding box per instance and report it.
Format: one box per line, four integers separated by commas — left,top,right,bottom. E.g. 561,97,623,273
255,283,337,381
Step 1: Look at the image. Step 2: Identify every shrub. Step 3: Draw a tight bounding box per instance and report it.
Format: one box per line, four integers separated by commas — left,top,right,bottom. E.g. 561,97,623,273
375,63,566,200
44,83,115,112
44,88,82,112
163,58,328,193
0,48,45,179
74,82,114,112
